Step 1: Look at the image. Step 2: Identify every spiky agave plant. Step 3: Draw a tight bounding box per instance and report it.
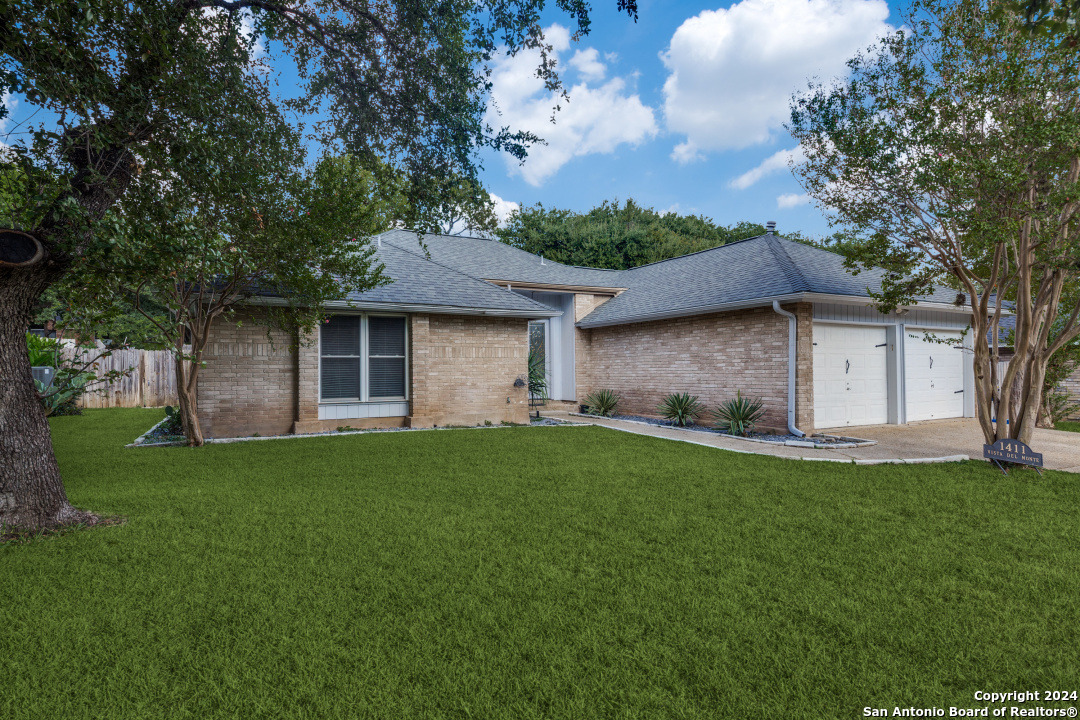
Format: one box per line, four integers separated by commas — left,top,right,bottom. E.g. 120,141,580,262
712,391,765,436
658,392,704,426
584,389,621,417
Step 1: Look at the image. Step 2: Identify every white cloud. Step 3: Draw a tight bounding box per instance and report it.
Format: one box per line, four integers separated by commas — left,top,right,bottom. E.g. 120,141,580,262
730,145,806,189
777,193,812,208
0,92,16,153
487,24,658,186
670,142,703,164
489,193,519,226
569,48,606,81
661,0,891,158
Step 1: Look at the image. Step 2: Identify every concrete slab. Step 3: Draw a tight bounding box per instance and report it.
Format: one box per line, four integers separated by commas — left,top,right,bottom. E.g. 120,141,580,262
544,413,1079,473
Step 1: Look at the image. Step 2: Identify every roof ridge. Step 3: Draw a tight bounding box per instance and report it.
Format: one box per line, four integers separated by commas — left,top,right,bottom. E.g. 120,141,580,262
375,237,555,313
765,234,810,293
622,234,766,273
381,229,629,284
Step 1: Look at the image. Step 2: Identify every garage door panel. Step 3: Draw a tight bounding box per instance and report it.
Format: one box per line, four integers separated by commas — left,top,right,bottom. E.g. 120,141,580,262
904,329,965,422
813,324,890,429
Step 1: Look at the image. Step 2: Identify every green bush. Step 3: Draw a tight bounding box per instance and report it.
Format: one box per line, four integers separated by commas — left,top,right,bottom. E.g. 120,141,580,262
583,389,621,417
34,369,93,416
26,333,60,367
712,391,765,436
658,392,704,426
161,405,184,434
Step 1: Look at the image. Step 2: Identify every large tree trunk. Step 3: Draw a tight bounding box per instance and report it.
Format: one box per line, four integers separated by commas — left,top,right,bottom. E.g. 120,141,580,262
0,262,95,533
174,354,204,447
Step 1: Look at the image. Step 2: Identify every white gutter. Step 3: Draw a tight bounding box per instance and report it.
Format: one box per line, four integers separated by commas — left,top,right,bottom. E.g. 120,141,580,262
771,300,805,438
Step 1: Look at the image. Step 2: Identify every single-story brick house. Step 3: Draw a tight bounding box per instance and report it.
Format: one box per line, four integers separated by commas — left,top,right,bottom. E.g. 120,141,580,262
198,223,983,438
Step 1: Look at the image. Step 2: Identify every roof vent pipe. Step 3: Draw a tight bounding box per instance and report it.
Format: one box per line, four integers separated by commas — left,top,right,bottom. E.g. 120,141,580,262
540,255,546,265
766,221,776,235
771,300,806,437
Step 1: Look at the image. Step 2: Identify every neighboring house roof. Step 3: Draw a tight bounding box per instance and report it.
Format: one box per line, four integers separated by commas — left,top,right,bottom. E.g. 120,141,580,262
576,234,968,328
378,229,626,290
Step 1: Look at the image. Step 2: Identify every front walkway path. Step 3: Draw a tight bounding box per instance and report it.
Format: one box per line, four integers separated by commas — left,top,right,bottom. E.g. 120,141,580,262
544,413,1080,473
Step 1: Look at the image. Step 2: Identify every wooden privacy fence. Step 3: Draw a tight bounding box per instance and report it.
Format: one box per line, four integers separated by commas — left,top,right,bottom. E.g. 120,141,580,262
61,343,180,409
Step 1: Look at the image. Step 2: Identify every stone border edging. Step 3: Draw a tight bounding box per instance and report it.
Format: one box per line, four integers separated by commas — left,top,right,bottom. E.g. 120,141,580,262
126,418,591,448
571,416,971,467
567,413,876,448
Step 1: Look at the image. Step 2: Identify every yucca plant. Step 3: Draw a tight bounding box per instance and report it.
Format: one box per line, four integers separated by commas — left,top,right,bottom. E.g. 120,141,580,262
712,391,765,436
658,392,704,426
584,389,621,417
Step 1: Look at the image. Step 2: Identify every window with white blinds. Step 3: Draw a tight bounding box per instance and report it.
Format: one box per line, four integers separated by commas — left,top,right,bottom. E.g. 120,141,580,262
319,314,407,402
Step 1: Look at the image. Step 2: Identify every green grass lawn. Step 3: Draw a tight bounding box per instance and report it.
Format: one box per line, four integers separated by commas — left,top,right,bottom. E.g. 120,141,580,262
2,409,1078,719
1056,420,1080,433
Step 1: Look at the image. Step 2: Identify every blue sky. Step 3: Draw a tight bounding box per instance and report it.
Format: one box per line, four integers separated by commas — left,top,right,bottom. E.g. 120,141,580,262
478,0,907,237
0,0,908,238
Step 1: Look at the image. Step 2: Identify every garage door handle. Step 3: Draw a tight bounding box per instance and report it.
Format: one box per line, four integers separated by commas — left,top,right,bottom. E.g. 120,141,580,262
845,359,850,374
954,390,964,393
929,356,934,369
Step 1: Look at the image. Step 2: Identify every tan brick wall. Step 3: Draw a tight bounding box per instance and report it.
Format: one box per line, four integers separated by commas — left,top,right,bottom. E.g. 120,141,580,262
1062,365,1080,420
573,293,615,400
198,309,298,438
576,303,813,433
407,314,531,427
794,303,814,430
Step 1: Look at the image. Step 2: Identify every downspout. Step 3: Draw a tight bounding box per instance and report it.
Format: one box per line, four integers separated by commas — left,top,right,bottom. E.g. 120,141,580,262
771,300,806,437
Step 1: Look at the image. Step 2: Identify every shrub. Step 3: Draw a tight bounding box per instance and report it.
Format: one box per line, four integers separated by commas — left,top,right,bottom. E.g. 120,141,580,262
161,406,184,434
583,389,621,417
26,333,60,367
712,391,765,436
658,392,704,426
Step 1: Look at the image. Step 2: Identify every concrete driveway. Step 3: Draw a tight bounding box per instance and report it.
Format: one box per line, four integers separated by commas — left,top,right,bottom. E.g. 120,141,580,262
546,412,1080,473
839,419,1080,473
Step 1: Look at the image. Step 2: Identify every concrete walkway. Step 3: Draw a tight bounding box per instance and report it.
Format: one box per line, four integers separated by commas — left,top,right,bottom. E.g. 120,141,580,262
545,413,1080,473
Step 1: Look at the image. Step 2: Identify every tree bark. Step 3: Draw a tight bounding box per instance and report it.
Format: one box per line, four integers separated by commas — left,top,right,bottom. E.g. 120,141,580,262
0,262,96,533
174,354,204,447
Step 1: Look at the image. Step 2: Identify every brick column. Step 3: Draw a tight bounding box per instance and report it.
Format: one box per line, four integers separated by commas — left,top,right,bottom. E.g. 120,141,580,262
407,314,433,427
793,302,815,432
292,323,320,433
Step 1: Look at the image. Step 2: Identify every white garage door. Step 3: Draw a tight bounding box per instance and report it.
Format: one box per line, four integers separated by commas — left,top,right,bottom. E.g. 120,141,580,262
904,329,965,422
813,324,890,429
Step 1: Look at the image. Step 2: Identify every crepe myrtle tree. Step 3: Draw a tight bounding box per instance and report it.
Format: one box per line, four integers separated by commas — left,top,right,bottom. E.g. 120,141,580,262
69,152,401,447
788,0,1080,446
0,0,639,533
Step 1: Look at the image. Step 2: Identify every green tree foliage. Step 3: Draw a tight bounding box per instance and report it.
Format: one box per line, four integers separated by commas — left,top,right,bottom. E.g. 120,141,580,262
495,199,769,270
0,0,638,530
788,0,1080,445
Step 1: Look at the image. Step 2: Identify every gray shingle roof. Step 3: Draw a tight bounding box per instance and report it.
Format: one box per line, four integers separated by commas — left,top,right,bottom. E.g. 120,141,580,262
378,229,626,289
331,240,558,316
576,234,967,327
357,230,967,327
